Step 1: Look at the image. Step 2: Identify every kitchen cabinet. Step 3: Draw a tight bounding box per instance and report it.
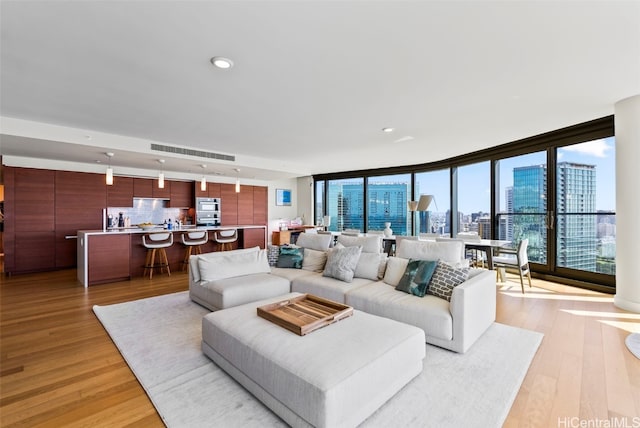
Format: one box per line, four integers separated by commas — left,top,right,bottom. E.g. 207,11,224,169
220,183,238,226
55,171,107,268
168,180,193,207
243,227,266,249
107,176,134,207
195,181,221,199
133,178,153,198
253,186,268,225
152,178,171,198
87,234,131,284
4,167,56,273
237,185,254,225
208,182,221,198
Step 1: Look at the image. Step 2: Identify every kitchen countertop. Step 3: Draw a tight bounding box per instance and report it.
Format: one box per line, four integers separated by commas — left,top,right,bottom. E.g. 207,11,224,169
78,225,266,235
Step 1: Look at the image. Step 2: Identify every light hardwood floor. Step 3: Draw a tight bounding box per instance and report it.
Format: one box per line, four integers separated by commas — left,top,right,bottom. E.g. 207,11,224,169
1,269,638,427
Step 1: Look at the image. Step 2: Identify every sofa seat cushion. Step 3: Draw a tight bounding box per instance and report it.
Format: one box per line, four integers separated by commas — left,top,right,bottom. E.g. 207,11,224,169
190,273,290,311
291,273,375,304
345,281,453,341
270,266,316,282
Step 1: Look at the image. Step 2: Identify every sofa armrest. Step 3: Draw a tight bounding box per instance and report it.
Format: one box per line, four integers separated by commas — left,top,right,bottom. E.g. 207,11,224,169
448,269,496,353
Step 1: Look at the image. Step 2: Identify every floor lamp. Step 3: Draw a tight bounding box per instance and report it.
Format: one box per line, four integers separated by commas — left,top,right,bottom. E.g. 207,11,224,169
407,200,418,235
417,195,436,234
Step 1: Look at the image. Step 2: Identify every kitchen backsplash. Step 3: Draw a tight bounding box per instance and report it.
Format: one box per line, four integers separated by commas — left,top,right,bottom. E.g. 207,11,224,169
108,198,188,226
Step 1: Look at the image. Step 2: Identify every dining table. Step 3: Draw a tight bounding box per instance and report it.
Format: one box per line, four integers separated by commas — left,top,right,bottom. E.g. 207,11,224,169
381,236,512,270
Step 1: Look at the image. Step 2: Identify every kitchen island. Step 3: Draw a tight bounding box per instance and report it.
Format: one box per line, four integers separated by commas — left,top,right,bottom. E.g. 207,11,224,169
77,225,267,287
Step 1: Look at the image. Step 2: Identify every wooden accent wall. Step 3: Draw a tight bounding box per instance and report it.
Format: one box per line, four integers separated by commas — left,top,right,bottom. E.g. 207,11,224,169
55,171,106,268
107,176,134,207
220,183,238,225
5,167,56,273
2,166,270,275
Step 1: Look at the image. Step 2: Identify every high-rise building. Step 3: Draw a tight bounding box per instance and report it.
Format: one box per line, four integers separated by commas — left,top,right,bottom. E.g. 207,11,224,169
512,162,597,271
556,162,597,271
326,181,409,235
513,164,547,264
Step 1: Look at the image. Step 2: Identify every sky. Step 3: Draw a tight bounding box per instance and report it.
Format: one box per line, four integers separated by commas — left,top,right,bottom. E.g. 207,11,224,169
334,137,616,216
417,137,616,214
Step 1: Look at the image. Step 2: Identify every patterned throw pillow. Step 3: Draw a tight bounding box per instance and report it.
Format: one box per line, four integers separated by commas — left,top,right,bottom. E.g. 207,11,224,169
276,246,304,269
322,245,362,283
395,259,438,297
427,260,470,301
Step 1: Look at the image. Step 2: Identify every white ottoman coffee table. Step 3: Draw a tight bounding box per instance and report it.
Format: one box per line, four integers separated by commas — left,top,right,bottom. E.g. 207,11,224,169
202,292,425,428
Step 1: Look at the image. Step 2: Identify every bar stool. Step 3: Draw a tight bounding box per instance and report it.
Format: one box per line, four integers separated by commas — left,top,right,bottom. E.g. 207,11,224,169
142,232,173,279
213,229,238,251
181,230,208,271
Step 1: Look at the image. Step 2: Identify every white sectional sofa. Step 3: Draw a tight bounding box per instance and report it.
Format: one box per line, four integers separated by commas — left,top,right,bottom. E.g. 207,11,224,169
189,234,496,353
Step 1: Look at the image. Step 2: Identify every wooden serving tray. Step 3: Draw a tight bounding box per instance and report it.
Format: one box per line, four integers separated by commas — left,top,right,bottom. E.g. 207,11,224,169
257,294,354,336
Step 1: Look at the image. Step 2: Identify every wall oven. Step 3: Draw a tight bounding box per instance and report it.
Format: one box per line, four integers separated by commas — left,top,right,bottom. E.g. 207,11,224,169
196,197,221,226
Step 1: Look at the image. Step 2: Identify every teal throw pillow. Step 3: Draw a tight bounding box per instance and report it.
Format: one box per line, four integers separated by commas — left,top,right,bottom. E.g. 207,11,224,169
276,246,304,269
395,259,438,297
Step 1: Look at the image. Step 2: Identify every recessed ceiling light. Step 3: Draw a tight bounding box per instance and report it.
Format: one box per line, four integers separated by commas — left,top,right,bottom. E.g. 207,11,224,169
210,56,234,69
382,127,394,133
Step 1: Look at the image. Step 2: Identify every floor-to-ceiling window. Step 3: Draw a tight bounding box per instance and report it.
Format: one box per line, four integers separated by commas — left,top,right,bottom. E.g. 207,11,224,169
315,181,324,226
313,117,615,290
496,151,548,264
367,174,411,234
325,177,364,232
414,169,450,235
457,161,491,238
556,137,616,276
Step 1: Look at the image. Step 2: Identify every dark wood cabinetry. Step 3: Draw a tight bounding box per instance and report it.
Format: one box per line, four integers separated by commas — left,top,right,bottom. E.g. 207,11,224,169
195,181,221,198
168,180,193,207
253,186,268,225
152,179,171,199
107,176,134,207
55,171,106,268
133,178,153,198
88,234,130,284
4,167,56,273
4,166,271,276
243,227,266,249
220,184,238,226
237,185,254,225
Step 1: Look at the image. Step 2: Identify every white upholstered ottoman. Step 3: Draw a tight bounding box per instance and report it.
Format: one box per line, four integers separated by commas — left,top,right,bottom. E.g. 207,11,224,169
201,292,425,428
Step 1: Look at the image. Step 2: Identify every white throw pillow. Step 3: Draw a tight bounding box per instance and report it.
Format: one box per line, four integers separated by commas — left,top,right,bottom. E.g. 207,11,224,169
337,234,382,253
396,239,464,266
302,248,328,272
355,252,388,280
383,256,410,286
198,249,270,281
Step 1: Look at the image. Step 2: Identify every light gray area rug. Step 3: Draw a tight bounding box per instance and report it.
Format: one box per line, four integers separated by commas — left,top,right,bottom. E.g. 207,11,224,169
626,333,640,359
93,292,543,428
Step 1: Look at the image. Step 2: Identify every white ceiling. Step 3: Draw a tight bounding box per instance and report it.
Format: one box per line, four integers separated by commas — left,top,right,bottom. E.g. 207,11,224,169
1,1,639,182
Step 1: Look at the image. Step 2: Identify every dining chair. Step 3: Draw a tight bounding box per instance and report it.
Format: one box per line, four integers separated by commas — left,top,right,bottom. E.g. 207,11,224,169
456,233,486,268
493,238,532,293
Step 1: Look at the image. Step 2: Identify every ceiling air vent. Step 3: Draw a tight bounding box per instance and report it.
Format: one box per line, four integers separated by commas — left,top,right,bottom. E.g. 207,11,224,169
150,143,235,162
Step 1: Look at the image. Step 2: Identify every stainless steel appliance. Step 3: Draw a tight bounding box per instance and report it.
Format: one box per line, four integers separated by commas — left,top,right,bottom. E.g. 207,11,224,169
196,197,221,226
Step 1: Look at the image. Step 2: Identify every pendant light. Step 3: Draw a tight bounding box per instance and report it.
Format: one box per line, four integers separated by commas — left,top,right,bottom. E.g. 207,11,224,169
234,168,240,193
158,159,165,189
105,152,114,186
200,164,207,192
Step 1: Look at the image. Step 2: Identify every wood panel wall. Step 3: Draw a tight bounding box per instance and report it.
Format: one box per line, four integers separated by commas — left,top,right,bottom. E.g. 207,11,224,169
2,166,270,275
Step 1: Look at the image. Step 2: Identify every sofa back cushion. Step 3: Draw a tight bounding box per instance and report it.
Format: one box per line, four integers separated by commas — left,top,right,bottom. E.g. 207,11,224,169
193,247,270,282
383,257,409,286
302,248,328,272
295,233,333,251
337,234,382,253
190,246,261,283
396,239,464,266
